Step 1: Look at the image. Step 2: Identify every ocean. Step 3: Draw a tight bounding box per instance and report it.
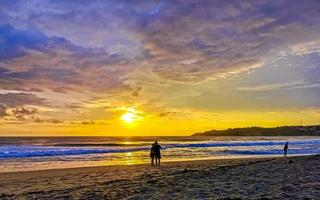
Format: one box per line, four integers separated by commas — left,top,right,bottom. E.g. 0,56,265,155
0,136,319,172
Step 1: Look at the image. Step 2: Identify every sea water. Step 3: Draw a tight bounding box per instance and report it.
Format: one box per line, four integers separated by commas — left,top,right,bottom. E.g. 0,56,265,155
0,136,319,172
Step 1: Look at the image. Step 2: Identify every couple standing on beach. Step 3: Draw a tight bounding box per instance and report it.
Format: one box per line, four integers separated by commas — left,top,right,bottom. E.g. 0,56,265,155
150,141,161,166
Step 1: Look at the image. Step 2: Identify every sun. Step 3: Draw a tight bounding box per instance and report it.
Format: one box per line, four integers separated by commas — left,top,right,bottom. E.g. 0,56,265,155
120,108,143,124
121,112,136,123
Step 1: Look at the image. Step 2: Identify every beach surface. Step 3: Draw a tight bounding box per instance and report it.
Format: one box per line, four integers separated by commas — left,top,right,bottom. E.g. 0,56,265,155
0,155,319,199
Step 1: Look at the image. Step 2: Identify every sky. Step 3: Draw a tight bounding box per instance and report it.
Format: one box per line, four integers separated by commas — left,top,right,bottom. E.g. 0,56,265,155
0,0,320,136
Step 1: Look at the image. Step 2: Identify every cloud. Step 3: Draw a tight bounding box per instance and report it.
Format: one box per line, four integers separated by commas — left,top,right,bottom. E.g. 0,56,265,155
0,24,132,94
33,117,63,123
11,106,37,120
158,111,177,117
0,92,52,121
237,81,320,92
1,1,319,90
12,106,37,115
70,120,108,125
80,121,96,125
0,0,320,126
0,24,48,59
1,0,319,84
0,104,8,117
290,83,320,90
130,0,320,82
131,86,142,97
0,92,46,107
237,80,305,91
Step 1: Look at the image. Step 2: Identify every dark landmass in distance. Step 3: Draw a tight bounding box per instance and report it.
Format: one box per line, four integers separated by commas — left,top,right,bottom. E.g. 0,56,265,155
193,125,320,136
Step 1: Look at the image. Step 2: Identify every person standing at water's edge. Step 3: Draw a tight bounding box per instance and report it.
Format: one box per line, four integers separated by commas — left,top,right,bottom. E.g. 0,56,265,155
284,142,289,156
150,143,156,165
154,141,162,166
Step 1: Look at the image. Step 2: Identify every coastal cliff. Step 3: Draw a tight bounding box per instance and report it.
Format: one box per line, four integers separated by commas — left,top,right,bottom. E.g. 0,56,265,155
193,125,320,136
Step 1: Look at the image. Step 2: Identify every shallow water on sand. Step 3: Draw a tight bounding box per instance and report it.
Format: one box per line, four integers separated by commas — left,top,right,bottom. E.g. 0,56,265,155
0,136,319,172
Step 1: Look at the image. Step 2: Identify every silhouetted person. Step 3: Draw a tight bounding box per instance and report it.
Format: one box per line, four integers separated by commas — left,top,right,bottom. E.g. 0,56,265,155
154,141,162,166
284,142,289,156
150,143,155,165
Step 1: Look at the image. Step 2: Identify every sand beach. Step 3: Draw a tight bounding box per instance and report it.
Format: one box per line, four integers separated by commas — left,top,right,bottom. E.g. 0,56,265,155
0,155,319,199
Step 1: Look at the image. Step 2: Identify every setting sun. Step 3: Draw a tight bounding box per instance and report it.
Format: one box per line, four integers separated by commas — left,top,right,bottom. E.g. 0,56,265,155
120,108,143,124
121,113,135,123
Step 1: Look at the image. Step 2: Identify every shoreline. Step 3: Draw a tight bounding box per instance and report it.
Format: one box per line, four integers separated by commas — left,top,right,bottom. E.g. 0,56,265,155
0,154,310,177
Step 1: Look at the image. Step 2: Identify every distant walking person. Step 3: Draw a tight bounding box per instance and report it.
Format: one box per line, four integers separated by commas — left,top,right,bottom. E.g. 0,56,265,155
284,142,289,156
154,141,162,166
150,143,156,165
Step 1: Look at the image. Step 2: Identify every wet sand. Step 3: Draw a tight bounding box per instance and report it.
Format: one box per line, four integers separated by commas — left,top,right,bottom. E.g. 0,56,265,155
0,155,319,199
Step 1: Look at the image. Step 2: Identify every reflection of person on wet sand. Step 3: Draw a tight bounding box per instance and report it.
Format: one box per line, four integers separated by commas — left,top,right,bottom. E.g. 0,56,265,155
284,142,289,156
